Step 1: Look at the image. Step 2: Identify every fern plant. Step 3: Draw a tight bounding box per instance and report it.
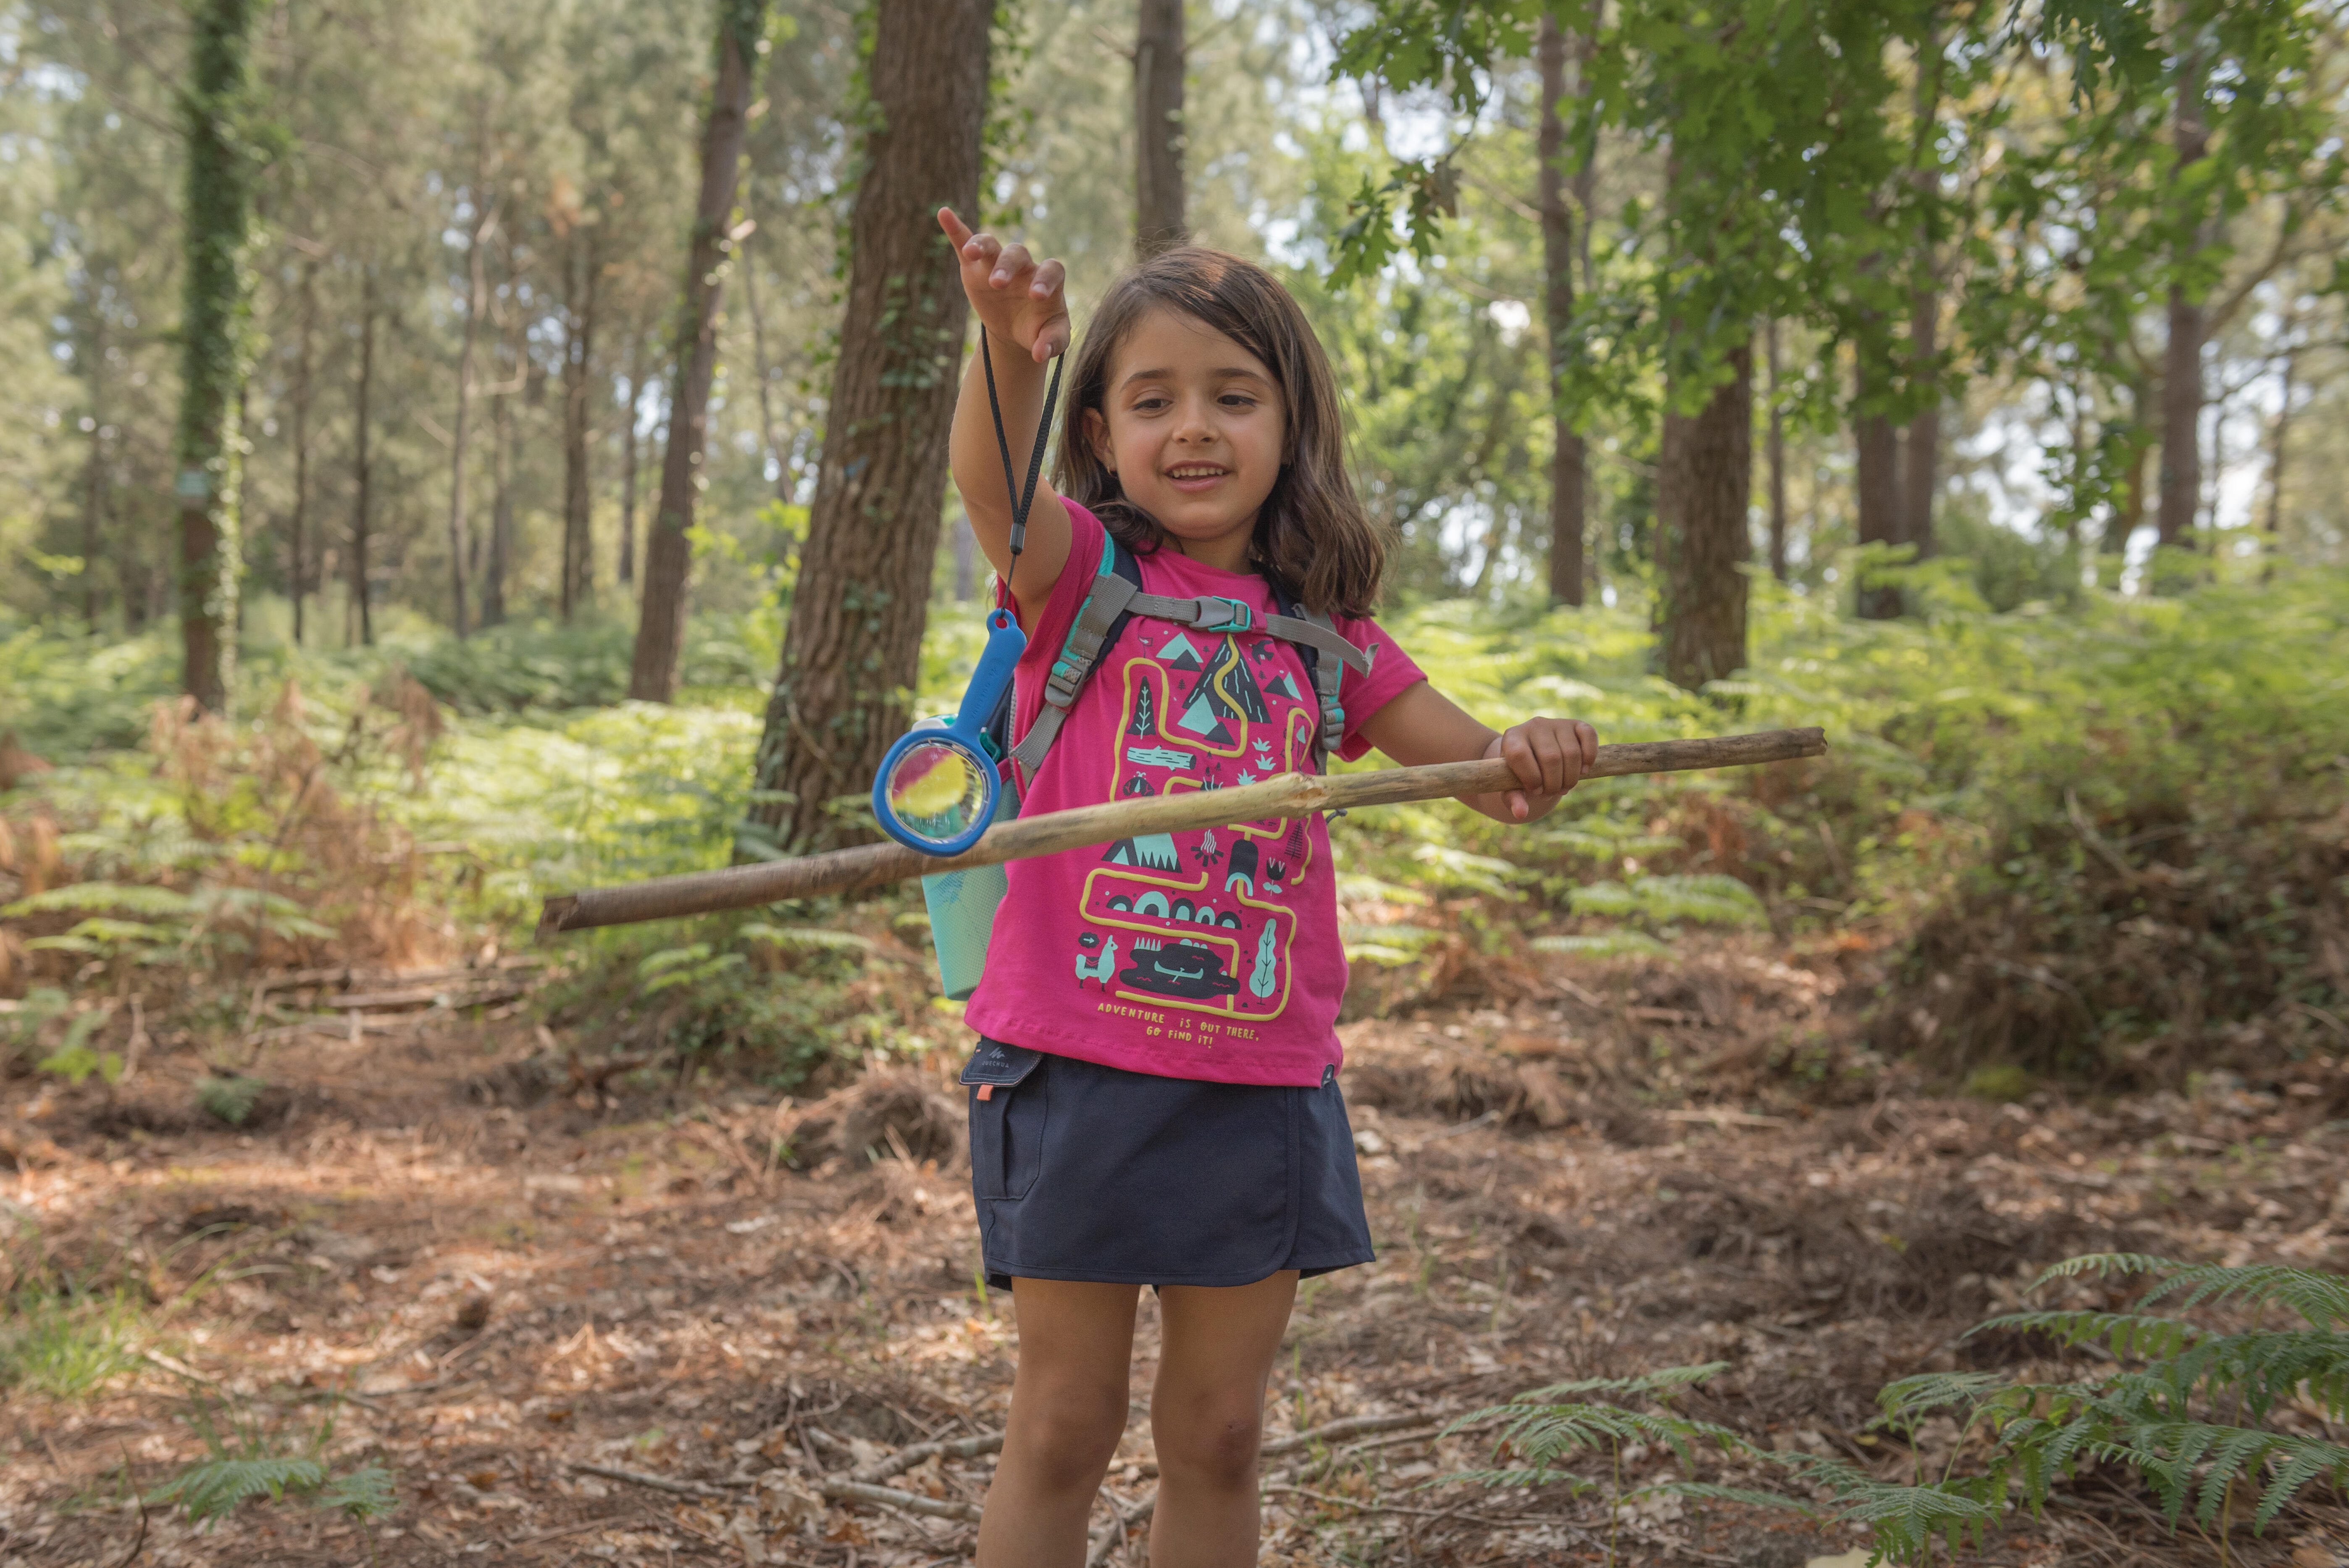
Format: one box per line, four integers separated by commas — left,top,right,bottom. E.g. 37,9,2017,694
1445,1362,1803,1563
1778,1253,2349,1564
148,1386,399,1546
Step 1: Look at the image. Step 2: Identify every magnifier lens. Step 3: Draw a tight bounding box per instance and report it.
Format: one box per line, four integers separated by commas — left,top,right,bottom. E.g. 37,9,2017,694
882,738,991,847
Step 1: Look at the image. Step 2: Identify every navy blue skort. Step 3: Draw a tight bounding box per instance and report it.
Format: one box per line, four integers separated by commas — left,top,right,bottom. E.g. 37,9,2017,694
961,1039,1377,1291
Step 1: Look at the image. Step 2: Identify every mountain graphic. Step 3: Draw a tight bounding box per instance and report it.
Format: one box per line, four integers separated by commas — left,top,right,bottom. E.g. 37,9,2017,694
1157,632,1204,670
1101,833,1181,870
1177,635,1271,735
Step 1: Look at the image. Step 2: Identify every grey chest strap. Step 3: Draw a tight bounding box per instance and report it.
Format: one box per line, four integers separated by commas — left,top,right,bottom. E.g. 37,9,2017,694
1006,577,1372,777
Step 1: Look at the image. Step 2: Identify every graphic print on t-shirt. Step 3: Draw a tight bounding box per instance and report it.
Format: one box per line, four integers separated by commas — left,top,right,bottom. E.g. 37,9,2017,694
1076,622,1321,1022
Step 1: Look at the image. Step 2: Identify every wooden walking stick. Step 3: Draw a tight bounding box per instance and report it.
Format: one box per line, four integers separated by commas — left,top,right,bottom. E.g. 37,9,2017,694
536,728,1824,938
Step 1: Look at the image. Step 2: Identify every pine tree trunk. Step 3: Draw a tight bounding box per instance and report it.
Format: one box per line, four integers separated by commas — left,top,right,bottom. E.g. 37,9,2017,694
174,0,260,712
619,358,641,587
748,0,991,852
628,0,771,699
445,180,493,639
2157,47,2209,552
1765,317,1788,582
1134,0,1187,257
1854,345,1902,620
81,310,105,632
561,234,599,620
1655,340,1751,690
290,255,315,646
349,268,377,648
1902,43,1941,560
1902,287,1939,559
1538,11,1585,608
739,230,790,501
486,367,514,628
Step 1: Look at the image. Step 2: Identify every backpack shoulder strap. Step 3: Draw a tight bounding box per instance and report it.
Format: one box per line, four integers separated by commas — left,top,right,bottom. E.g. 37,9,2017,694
1005,538,1145,777
1260,598,1369,773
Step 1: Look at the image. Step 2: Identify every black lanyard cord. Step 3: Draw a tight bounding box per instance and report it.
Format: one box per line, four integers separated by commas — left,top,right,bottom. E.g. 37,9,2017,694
980,329,1064,599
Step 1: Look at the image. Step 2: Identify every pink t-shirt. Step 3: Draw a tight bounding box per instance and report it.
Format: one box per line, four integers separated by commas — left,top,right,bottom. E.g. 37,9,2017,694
962,502,1427,1086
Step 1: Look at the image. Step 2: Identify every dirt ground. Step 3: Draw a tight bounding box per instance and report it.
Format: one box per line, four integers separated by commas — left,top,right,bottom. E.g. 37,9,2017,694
5,941,2348,1568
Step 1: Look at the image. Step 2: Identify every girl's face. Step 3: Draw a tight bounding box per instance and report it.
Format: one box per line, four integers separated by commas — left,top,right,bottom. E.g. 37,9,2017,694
1083,306,1287,566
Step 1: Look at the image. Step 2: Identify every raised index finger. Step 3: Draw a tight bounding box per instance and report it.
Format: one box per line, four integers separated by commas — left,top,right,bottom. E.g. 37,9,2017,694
937,207,974,247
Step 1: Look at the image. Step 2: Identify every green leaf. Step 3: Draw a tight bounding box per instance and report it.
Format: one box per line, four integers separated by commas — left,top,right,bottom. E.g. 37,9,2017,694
146,1456,327,1525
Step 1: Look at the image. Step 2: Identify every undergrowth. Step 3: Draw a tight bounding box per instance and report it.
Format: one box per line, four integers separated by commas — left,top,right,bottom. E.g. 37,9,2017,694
1464,1253,2349,1564
6,568,2346,1090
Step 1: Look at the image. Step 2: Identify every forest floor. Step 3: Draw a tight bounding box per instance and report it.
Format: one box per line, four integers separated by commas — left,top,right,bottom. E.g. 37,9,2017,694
5,938,2349,1568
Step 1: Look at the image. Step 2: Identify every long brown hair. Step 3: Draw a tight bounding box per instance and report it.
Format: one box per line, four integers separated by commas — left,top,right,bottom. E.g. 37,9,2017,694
1054,246,1388,619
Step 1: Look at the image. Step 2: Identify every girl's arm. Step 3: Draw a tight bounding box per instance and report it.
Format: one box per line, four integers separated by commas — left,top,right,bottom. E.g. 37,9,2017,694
1356,682,1598,825
939,207,1074,633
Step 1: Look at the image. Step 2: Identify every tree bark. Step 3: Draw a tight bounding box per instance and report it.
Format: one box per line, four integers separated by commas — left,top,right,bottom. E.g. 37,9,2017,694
486,361,515,629
174,0,260,711
2265,331,2296,543
628,0,771,699
1854,344,1902,620
1765,317,1787,582
1655,340,1752,691
619,355,641,586
80,307,106,632
1134,0,1187,257
2157,45,2209,552
738,227,790,501
445,179,494,639
561,233,599,620
1902,287,1939,559
1538,11,1584,607
1902,38,1942,560
349,267,377,648
748,0,991,852
289,255,316,646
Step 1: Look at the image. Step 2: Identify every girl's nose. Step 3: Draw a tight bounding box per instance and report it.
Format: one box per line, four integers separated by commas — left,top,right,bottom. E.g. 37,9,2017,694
1172,397,1217,443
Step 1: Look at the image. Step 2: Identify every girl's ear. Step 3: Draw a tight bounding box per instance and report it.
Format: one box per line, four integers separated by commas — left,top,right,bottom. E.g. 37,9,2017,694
1082,407,1114,473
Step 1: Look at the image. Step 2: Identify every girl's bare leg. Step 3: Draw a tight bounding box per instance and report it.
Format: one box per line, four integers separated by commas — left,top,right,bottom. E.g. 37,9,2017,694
976,1278,1140,1568
1148,1270,1301,1568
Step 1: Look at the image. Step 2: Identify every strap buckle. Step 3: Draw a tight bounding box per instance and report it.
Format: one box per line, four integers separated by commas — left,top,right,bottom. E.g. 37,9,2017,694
1196,596,1253,633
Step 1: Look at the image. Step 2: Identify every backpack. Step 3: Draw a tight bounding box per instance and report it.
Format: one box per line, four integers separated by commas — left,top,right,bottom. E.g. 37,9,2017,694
924,533,1372,1001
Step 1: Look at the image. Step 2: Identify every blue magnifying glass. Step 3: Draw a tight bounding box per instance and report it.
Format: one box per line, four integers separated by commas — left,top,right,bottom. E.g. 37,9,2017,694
872,604,1027,856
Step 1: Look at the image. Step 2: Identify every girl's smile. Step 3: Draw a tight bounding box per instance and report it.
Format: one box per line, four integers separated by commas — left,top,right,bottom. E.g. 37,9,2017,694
1083,306,1286,572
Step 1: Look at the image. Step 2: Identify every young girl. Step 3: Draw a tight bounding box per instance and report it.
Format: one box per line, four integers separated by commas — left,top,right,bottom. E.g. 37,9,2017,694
935,207,1598,1568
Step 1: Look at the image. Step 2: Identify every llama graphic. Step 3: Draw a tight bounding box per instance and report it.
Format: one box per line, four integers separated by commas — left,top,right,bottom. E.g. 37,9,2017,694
1075,934,1120,990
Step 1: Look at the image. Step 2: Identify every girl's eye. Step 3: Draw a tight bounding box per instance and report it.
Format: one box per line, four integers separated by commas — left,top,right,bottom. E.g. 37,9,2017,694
1220,395,1256,410
1132,396,1170,413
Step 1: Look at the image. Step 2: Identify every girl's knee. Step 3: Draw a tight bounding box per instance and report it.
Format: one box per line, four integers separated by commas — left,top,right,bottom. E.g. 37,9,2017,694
1154,1401,1264,1489
1010,1376,1130,1489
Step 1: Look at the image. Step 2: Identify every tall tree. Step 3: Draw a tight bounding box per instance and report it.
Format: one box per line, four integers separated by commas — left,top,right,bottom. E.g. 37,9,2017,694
288,253,318,645
1901,31,1944,561
444,134,497,638
628,0,772,699
1764,316,1788,581
747,0,992,853
174,0,263,711
1853,347,1902,619
1656,342,1752,686
349,267,378,647
560,231,599,619
1134,0,1187,256
2156,43,2209,550
1537,9,1585,607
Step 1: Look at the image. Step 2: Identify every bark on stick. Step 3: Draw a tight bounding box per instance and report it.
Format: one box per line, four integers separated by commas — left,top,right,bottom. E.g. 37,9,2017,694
537,728,1826,938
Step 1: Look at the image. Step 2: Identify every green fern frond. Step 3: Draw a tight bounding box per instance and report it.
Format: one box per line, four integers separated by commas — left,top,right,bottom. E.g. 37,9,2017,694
146,1457,326,1525
1,881,199,919
313,1463,398,1522
2032,1254,2349,1330
1875,1371,2008,1427
1531,930,1674,958
1436,1464,1599,1495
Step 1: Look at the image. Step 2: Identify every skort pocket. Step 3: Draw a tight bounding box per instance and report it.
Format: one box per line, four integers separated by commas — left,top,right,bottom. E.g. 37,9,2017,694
961,1041,1047,1202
